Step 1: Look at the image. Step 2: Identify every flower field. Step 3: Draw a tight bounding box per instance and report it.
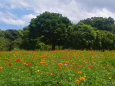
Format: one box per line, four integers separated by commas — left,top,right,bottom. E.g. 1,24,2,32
0,50,115,86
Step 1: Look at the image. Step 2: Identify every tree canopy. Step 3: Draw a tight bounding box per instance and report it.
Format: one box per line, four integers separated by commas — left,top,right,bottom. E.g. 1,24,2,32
0,12,115,50
80,17,114,31
27,12,71,50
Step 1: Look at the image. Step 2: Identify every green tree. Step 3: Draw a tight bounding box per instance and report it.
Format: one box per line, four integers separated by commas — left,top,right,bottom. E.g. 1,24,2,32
93,30,115,50
65,23,96,49
5,29,22,41
0,37,10,50
0,29,5,37
80,17,114,31
111,25,115,34
4,29,23,50
27,12,71,50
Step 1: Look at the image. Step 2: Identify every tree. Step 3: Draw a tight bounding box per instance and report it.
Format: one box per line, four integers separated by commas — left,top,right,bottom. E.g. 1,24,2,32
4,29,23,50
0,37,10,50
0,29,5,37
27,12,71,50
80,17,114,31
65,23,96,49
111,25,115,34
93,30,115,50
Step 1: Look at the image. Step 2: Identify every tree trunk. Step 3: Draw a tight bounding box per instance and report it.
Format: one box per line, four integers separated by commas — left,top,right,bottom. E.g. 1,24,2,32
52,42,55,50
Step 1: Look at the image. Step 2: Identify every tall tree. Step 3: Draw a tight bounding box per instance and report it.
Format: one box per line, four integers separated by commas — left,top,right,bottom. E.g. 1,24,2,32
27,12,71,50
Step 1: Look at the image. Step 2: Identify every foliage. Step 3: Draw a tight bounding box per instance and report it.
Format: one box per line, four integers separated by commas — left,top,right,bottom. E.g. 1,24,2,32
80,17,114,31
93,30,115,50
4,29,22,41
0,12,115,50
0,29,5,37
27,11,71,50
0,37,10,50
64,23,96,49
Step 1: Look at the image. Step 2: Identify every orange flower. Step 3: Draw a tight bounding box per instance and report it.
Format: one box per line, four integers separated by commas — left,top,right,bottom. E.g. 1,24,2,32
60,61,64,63
57,63,63,65
40,61,46,64
81,57,84,59
24,63,28,65
80,77,86,80
76,80,80,83
0,66,3,69
77,71,82,74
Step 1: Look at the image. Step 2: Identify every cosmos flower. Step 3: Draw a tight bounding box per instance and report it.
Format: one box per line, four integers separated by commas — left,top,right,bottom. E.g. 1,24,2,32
58,82,62,85
100,81,102,83
0,66,3,69
9,63,11,66
76,80,80,83
80,77,86,80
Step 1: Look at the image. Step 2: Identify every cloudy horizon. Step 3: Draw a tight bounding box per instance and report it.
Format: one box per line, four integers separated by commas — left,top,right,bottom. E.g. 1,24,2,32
0,0,115,30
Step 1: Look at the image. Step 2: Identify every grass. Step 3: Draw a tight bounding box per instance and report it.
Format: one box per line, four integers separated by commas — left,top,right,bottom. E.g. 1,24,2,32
0,50,115,86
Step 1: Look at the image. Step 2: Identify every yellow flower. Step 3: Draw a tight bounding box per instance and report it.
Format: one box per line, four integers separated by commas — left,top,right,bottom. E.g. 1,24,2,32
80,77,86,80
84,75,86,77
37,70,40,72
76,80,80,83
70,65,73,67
109,77,111,79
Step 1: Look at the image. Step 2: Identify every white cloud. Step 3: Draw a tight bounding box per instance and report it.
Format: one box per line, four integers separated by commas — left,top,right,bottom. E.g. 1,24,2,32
9,0,114,23
0,0,115,27
0,11,26,25
4,0,29,9
86,8,115,19
1,18,26,26
22,14,36,21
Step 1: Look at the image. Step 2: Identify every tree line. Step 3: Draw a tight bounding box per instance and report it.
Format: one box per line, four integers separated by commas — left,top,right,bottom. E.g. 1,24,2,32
0,12,115,50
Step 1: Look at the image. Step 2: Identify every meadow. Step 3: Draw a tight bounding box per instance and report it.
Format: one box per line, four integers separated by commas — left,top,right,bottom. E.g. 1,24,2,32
0,50,114,86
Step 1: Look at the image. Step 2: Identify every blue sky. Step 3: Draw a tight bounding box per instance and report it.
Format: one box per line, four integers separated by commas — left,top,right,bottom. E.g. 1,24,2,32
0,0,115,30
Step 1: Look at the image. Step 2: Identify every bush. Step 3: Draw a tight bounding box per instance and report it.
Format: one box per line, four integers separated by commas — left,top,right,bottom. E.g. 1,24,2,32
0,37,10,51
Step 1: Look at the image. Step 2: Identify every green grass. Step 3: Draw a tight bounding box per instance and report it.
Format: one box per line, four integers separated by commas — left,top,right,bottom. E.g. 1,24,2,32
0,50,115,86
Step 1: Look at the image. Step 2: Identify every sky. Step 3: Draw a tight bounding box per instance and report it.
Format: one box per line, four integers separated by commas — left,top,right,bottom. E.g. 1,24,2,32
0,0,115,30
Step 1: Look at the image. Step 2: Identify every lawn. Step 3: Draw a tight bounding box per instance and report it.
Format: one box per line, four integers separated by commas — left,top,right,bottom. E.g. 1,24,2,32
0,50,114,86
